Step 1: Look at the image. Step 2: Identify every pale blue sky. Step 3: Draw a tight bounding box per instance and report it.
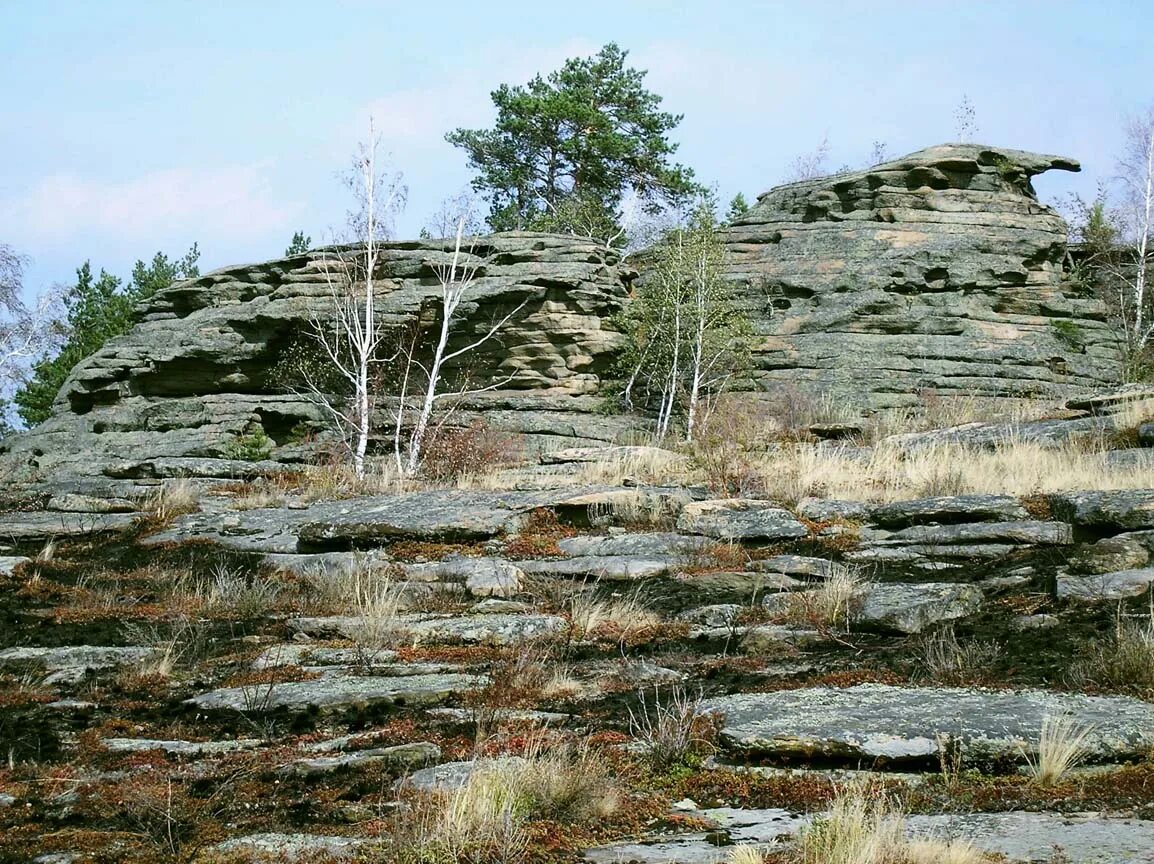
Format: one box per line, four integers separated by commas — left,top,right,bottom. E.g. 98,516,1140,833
2,0,1151,294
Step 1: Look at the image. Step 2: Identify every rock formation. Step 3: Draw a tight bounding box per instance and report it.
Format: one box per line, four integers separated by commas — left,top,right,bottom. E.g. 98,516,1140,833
0,144,1123,485
1,233,634,484
721,143,1120,409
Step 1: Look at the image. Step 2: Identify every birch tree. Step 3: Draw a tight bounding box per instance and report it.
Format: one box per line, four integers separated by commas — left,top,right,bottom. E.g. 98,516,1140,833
1,246,66,409
1117,109,1154,351
306,121,406,478
616,201,751,440
397,218,527,474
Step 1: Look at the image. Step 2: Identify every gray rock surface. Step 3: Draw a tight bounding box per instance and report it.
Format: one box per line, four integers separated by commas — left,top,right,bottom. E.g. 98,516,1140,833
1069,532,1153,574
186,672,486,713
280,741,440,777
719,144,1119,411
287,612,568,645
870,520,1072,547
0,645,158,671
209,833,370,861
1049,489,1154,531
676,499,809,541
870,495,1029,528
858,582,984,634
101,738,262,756
556,532,708,558
518,555,671,581
1057,568,1154,601
705,684,1154,765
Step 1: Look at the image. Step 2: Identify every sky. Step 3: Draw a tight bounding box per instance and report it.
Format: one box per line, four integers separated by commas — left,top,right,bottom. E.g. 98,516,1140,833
3,0,1153,296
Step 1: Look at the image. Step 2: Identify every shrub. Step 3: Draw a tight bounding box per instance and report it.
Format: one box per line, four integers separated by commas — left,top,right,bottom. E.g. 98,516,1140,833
916,625,1002,686
420,419,522,483
1069,605,1154,693
628,685,718,769
224,425,275,461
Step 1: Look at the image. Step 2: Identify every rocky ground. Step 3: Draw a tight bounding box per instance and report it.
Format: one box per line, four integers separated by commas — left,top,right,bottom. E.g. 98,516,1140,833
3,393,1154,863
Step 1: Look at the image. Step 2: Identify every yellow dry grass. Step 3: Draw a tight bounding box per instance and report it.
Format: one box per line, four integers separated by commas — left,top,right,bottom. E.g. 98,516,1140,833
752,439,1154,505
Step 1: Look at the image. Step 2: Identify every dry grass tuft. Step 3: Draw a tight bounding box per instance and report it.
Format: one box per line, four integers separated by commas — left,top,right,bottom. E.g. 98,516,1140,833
1024,715,1095,785
568,588,661,641
750,439,1154,505
916,625,1002,686
1069,605,1154,693
796,786,990,864
143,479,200,521
781,564,869,632
392,737,619,863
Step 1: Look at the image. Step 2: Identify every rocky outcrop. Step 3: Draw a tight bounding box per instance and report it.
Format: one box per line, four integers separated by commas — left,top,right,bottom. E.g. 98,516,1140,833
0,145,1122,487
722,143,1120,409
0,233,634,484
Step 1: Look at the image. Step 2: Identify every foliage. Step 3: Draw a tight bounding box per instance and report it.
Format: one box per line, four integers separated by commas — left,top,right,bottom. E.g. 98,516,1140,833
1049,319,1084,351
447,43,699,233
419,419,522,483
224,425,275,462
14,245,200,425
725,193,751,224
614,198,753,439
284,231,311,256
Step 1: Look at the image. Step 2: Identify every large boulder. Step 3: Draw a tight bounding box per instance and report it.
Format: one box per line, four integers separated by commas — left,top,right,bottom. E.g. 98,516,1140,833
720,144,1120,410
0,233,635,485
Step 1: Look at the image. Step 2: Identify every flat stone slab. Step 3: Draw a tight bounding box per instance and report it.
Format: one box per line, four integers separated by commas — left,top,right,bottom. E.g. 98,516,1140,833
288,612,568,646
1049,489,1154,531
0,645,158,671
101,738,262,756
0,511,139,542
280,741,440,777
252,645,399,670
870,495,1029,528
557,532,709,558
677,499,808,542
873,520,1072,546
150,486,675,552
908,811,1154,863
585,807,807,863
186,672,486,713
518,555,671,581
753,555,836,579
796,497,872,523
208,833,370,861
0,556,30,576
584,808,1154,864
704,684,1154,766
1057,568,1154,601
858,582,984,634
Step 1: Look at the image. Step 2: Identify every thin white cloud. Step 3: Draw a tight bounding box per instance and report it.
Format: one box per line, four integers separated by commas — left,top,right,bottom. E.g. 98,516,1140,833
2,165,302,248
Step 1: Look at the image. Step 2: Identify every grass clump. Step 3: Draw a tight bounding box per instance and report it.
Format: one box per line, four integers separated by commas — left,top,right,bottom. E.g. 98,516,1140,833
915,625,1002,686
781,564,869,632
143,479,200,522
568,588,661,642
1023,715,1095,786
391,738,619,864
1069,605,1154,694
628,686,717,769
796,786,990,864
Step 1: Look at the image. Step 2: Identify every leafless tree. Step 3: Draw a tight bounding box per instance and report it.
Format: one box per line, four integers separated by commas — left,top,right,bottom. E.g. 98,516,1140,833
787,135,831,182
1116,108,1154,350
954,94,979,143
422,188,483,240
1,245,65,394
397,218,528,474
305,121,406,478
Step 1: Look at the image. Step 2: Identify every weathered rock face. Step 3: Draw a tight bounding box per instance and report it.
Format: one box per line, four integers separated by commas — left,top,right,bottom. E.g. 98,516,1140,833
0,145,1122,485
721,143,1120,409
1,233,634,483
